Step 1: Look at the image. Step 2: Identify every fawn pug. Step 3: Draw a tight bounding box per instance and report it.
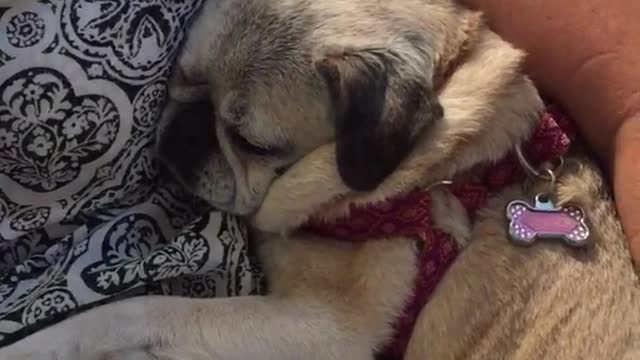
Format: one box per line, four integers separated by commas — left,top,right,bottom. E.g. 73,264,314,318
1,0,638,359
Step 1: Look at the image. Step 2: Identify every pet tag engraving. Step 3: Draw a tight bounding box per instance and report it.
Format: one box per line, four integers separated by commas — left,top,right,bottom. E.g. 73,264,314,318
506,194,590,247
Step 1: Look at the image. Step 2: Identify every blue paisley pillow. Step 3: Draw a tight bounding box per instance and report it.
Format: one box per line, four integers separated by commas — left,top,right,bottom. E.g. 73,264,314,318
0,0,261,346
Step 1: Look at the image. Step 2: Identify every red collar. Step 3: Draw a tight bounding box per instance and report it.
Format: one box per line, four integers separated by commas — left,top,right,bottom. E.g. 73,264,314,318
301,106,576,360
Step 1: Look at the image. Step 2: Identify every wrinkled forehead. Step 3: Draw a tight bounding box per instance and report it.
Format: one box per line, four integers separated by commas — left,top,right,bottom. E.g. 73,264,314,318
208,35,316,101
196,2,313,85
215,73,321,127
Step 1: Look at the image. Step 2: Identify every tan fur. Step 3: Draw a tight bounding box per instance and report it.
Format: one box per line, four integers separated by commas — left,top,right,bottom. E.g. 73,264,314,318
0,1,637,360
406,158,640,360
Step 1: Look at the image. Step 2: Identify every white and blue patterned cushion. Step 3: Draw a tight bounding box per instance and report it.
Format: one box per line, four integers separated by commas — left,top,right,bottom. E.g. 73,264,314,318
0,0,261,346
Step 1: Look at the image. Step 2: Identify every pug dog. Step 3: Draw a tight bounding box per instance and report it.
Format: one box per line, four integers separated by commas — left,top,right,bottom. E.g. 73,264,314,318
1,0,638,359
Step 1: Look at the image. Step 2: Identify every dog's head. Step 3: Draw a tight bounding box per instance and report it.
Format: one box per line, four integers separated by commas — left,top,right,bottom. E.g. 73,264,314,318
157,0,457,215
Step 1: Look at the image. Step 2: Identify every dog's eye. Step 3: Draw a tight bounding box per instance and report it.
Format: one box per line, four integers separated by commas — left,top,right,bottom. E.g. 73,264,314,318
227,127,282,157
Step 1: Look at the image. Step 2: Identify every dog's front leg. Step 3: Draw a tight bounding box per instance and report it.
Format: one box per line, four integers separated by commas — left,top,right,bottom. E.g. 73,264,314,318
0,294,371,360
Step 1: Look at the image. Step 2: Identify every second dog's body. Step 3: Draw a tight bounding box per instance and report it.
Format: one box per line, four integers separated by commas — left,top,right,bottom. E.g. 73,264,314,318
0,0,638,359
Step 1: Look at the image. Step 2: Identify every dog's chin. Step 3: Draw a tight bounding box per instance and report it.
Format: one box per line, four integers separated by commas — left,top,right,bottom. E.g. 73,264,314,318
163,158,282,217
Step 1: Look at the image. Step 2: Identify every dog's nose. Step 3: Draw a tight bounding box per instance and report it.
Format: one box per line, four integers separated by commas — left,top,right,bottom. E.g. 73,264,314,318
157,101,217,184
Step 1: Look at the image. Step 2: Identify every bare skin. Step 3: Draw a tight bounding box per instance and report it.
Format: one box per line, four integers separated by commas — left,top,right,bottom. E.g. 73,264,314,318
459,0,640,263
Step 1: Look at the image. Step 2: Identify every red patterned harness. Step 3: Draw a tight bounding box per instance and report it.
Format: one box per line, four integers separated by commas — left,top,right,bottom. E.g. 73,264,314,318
302,106,576,359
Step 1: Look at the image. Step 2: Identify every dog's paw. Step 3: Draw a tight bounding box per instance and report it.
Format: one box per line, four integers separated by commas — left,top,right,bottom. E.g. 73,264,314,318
0,346,103,360
0,347,157,360
105,347,204,360
104,349,159,360
0,337,106,360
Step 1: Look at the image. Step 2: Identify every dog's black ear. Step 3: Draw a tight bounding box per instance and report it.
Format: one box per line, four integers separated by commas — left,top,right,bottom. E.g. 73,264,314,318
315,48,443,191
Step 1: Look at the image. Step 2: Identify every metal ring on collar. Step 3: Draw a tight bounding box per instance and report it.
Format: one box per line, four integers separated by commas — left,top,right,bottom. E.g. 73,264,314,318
515,144,564,181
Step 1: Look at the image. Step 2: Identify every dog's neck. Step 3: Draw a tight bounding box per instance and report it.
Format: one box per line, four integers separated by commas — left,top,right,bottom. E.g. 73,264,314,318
303,106,576,233
251,27,545,235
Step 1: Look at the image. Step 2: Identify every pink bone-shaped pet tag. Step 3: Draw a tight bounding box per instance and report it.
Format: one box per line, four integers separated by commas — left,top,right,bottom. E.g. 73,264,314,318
506,196,590,247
